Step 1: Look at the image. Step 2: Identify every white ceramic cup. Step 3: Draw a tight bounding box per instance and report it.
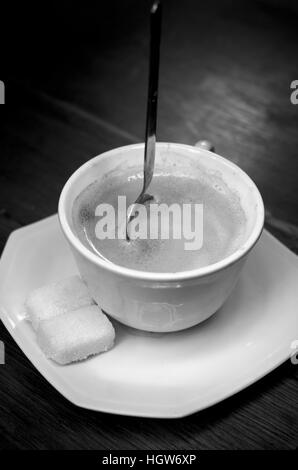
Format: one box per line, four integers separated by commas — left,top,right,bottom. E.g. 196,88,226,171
58,142,264,332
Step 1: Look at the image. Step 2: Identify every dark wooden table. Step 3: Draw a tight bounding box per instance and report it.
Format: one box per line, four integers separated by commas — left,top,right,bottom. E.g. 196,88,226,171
0,0,298,450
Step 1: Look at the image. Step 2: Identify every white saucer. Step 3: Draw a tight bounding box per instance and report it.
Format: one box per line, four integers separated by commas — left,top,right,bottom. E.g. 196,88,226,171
0,215,297,418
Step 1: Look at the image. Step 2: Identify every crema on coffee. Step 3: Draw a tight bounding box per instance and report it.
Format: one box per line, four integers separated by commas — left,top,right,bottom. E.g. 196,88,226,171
72,167,246,273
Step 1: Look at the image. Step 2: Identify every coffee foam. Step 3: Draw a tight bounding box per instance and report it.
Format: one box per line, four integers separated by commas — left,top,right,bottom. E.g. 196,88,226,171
72,166,247,273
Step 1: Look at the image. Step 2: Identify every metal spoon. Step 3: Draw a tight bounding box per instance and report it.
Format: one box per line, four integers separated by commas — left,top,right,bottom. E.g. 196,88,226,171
126,0,162,240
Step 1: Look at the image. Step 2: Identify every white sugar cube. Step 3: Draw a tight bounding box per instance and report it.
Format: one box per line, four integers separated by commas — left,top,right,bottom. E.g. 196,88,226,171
25,275,94,330
37,305,115,365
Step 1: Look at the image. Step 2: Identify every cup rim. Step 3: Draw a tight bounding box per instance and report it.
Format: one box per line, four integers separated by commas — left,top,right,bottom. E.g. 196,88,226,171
58,142,265,282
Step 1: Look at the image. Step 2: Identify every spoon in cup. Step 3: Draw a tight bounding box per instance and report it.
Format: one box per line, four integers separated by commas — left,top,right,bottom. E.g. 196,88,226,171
126,0,162,240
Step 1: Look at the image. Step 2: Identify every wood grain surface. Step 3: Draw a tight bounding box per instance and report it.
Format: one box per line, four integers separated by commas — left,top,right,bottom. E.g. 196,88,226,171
0,0,298,450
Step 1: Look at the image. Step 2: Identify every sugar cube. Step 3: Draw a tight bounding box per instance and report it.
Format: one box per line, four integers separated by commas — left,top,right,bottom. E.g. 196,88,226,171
25,275,94,330
37,305,115,365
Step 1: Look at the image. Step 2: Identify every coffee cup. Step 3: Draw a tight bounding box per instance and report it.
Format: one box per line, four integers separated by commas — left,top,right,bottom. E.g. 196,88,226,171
58,142,264,332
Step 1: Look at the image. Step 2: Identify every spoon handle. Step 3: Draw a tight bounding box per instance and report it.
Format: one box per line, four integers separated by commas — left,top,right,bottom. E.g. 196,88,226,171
143,0,162,193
